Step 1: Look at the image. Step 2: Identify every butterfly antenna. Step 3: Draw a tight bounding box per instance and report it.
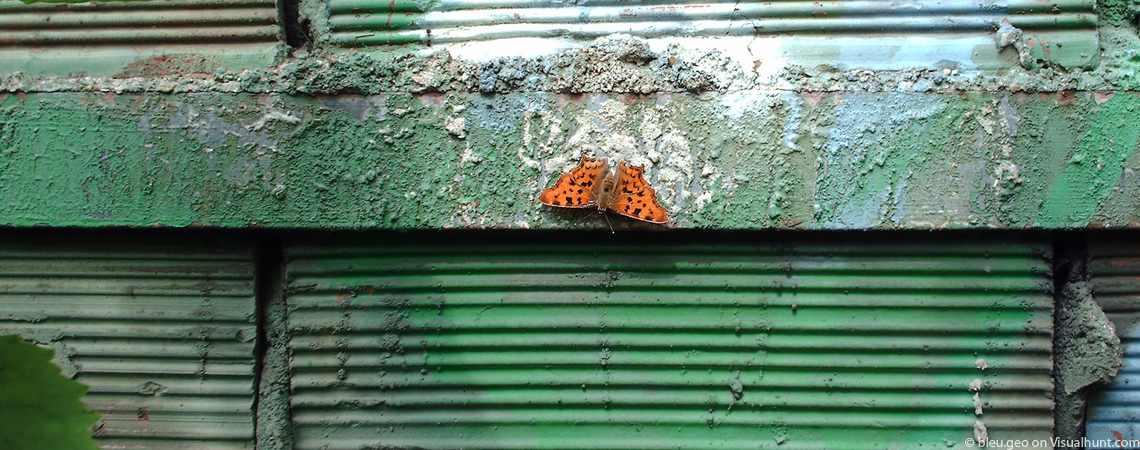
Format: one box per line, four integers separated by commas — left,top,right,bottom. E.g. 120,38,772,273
578,209,601,226
602,211,615,234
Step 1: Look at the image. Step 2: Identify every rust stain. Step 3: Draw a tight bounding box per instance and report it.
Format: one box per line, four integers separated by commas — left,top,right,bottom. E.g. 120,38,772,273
119,55,211,77
559,93,587,105
417,93,444,108
1057,90,1076,105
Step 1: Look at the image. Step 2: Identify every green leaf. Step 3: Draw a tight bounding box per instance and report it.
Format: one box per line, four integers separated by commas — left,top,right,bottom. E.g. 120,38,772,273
0,335,101,450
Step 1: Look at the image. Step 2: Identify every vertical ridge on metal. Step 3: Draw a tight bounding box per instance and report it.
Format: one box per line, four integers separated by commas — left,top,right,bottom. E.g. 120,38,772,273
286,234,1053,449
0,236,257,450
1086,237,1140,447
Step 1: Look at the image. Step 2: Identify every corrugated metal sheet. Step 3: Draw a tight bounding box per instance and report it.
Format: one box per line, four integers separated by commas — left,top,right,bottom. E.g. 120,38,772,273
286,235,1054,450
329,0,1094,44
1086,238,1140,448
0,237,257,450
0,0,278,46
323,0,1097,69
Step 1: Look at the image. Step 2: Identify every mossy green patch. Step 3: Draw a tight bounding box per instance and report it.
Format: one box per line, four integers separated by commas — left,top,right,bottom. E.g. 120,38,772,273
989,95,1078,228
1037,93,1140,227
0,335,100,450
814,93,948,228
1096,0,1140,26
283,93,460,227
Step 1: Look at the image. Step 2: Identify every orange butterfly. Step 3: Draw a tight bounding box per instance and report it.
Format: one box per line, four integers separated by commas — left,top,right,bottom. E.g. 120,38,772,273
538,155,668,224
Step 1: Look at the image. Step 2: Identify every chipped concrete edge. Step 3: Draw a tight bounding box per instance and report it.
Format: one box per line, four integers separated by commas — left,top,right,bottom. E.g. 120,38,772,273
1054,255,1125,440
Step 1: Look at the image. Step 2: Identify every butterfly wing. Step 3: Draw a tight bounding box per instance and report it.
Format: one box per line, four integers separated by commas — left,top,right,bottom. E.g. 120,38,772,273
607,162,668,223
538,156,609,208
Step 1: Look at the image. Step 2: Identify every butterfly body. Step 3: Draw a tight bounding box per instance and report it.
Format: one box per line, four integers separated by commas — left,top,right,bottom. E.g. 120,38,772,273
538,155,668,224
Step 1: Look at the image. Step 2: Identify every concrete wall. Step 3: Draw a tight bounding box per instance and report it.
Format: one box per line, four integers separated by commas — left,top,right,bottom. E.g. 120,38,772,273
1,0,1139,230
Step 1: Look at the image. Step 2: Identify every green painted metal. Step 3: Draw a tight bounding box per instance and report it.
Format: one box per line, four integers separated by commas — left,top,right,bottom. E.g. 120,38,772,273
0,0,280,76
1,91,1139,230
0,235,257,450
285,235,1053,450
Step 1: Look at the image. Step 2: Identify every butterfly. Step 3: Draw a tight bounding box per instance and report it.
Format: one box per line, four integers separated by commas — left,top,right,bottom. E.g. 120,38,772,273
538,155,669,224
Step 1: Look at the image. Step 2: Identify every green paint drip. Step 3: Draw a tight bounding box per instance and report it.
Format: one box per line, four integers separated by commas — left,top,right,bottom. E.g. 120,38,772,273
1036,93,1140,227
0,335,100,450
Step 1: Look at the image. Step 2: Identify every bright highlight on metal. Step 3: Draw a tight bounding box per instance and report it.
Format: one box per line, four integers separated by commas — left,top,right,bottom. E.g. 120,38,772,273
326,0,1095,48
286,236,1053,450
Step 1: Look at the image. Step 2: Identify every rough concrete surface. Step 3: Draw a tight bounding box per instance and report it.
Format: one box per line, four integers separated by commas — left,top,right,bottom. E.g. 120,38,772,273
1,88,1139,229
1,0,1139,230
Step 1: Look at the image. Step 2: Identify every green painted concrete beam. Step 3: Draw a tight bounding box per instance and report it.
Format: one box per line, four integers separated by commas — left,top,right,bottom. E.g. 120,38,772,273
1,91,1138,230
